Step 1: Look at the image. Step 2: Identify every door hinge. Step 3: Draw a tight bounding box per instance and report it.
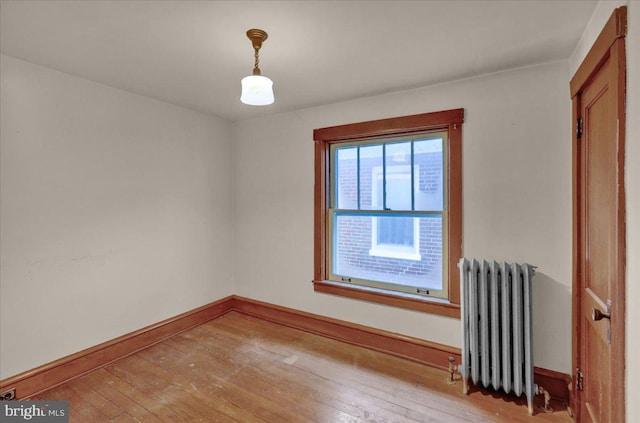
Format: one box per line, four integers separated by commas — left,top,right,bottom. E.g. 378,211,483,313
576,368,584,391
576,117,583,139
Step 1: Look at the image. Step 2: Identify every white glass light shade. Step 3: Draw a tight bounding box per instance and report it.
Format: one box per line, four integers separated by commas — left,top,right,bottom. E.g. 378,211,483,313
240,75,274,105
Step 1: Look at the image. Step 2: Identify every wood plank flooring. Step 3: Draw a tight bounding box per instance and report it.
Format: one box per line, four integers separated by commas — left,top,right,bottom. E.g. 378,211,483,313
34,312,572,422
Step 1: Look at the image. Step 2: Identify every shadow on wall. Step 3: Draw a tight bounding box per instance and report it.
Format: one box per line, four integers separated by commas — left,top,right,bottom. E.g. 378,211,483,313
531,271,572,371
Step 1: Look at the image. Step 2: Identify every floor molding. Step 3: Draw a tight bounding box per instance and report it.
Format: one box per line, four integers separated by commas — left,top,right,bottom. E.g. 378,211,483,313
0,296,234,400
232,296,459,370
231,296,571,402
1,295,571,404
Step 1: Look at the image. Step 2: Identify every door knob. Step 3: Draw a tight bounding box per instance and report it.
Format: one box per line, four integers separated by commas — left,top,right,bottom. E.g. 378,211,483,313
592,307,610,321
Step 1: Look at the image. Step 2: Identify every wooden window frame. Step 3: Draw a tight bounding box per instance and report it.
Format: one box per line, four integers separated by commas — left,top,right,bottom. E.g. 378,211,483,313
313,109,463,318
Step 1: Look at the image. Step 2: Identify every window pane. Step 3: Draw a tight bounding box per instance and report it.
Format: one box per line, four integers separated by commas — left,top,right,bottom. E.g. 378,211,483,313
385,142,412,210
414,138,444,211
358,145,383,210
384,167,413,210
336,147,358,209
333,213,443,290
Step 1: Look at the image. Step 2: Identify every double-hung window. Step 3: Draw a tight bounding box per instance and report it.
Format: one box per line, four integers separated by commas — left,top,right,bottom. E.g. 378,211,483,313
313,109,463,317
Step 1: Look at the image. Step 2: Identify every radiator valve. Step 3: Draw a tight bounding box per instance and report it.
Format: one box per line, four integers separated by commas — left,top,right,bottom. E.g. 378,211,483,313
446,356,458,385
537,385,553,413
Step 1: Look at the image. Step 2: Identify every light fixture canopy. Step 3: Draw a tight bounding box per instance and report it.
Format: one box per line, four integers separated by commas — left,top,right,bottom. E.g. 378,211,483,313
241,28,274,106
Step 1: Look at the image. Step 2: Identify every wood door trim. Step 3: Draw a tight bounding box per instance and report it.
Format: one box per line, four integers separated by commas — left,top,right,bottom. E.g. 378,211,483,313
570,6,627,97
570,94,580,419
611,34,627,423
570,6,627,422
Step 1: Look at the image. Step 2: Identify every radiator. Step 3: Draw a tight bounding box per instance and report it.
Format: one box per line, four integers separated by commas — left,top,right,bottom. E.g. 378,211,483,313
458,258,537,415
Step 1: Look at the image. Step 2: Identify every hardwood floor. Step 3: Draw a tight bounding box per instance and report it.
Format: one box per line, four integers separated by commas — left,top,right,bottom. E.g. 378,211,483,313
34,312,572,422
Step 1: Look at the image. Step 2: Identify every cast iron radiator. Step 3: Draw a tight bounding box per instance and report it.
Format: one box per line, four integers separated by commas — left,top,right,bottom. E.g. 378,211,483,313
458,258,538,415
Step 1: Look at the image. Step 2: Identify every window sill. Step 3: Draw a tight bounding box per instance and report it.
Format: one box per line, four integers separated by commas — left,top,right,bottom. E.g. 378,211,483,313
312,280,460,318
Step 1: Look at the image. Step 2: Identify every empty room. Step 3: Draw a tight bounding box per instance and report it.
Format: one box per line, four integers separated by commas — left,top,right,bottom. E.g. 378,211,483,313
1,1,638,422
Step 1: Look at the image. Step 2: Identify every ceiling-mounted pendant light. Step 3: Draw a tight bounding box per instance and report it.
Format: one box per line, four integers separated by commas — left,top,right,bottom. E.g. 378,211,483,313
240,28,274,106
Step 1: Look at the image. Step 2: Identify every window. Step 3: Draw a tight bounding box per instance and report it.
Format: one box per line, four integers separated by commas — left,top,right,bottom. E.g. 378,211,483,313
313,109,463,317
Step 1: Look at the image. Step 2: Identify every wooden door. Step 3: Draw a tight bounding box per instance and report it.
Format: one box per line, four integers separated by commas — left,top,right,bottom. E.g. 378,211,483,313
571,6,626,422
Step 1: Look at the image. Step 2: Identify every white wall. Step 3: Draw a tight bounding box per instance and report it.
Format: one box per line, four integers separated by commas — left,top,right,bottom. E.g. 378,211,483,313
0,55,233,378
569,1,639,421
233,61,572,373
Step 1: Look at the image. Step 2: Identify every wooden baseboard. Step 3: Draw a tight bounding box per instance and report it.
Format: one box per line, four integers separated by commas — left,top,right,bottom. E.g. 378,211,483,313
0,296,234,400
231,295,459,370
231,296,572,402
1,294,571,404
533,366,572,405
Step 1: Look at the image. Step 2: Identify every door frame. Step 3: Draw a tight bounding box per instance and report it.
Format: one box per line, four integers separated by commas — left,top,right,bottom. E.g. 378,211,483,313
570,5,627,421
